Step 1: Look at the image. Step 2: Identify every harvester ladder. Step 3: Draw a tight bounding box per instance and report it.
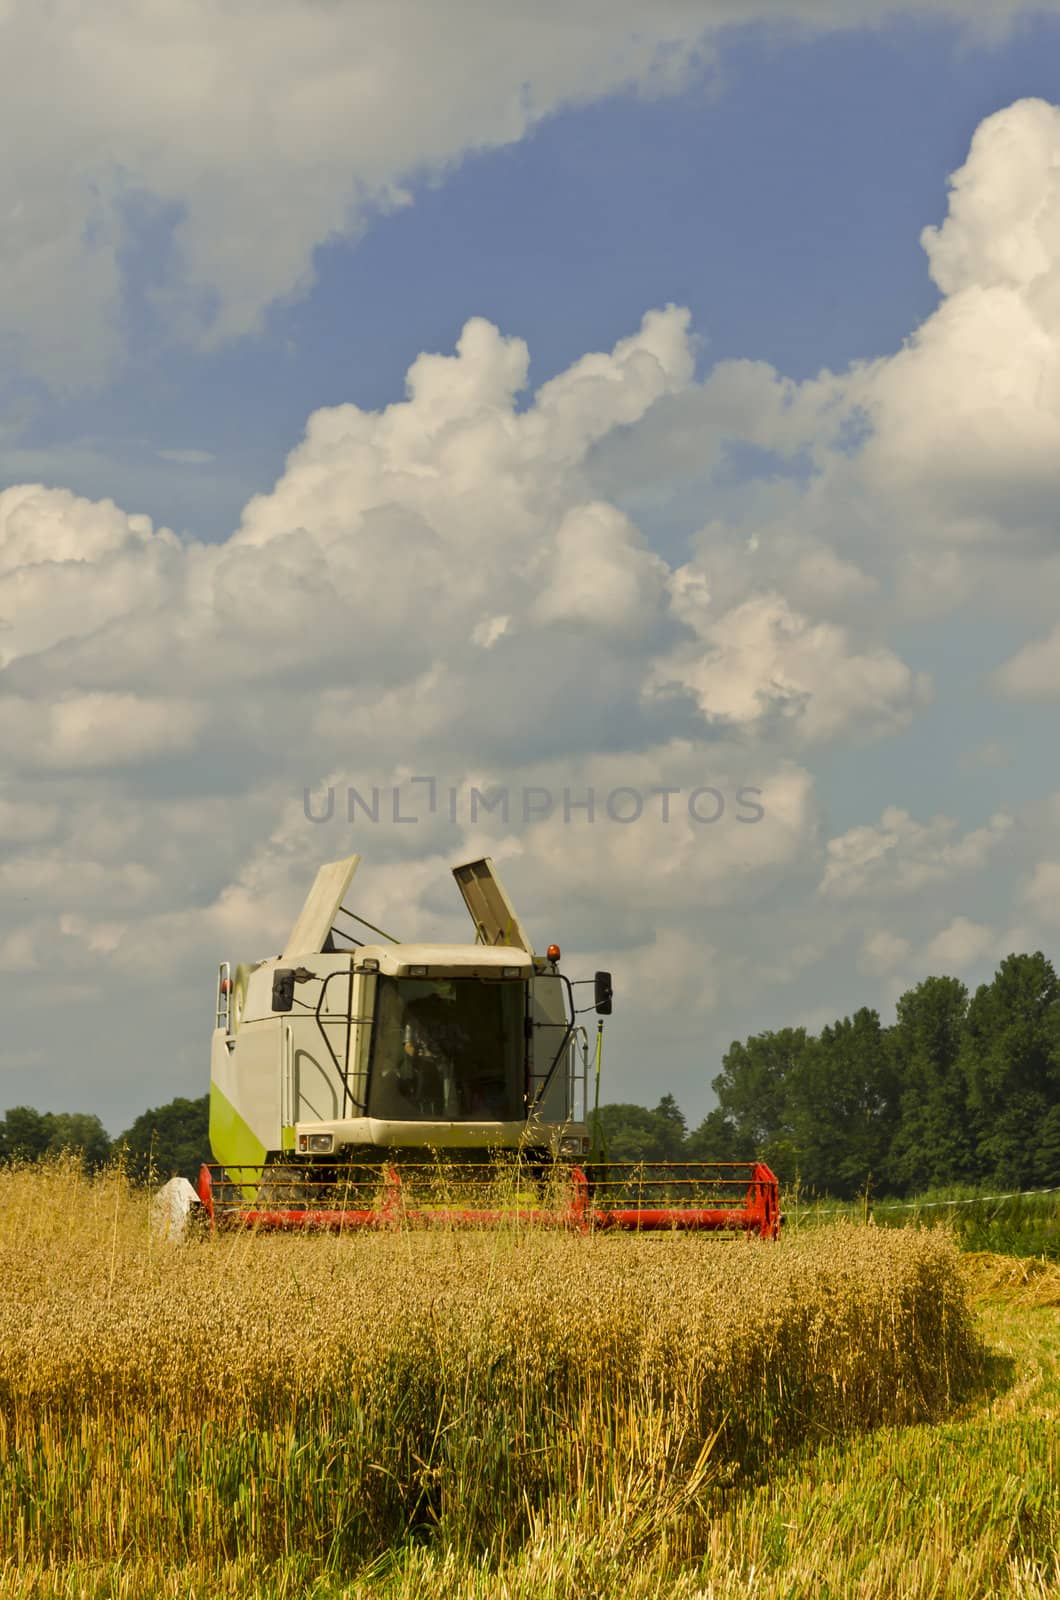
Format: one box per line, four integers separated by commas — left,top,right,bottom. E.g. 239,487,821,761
568,1026,589,1123
216,962,231,1032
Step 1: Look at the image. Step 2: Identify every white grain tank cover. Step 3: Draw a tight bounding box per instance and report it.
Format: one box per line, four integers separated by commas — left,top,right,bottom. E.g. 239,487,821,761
282,854,361,960
451,858,532,951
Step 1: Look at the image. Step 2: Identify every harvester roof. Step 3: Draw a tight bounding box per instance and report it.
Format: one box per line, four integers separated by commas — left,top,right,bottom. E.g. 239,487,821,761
352,943,534,977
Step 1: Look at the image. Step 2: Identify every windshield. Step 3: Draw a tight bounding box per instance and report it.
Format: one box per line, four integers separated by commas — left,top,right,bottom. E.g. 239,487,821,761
367,976,525,1122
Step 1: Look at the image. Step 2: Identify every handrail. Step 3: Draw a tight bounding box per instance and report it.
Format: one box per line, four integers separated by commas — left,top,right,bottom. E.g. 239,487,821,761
216,962,231,1032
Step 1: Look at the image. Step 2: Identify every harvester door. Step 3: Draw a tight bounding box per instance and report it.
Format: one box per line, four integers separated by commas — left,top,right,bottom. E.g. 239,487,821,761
290,963,360,1121
452,858,532,951
527,969,573,1122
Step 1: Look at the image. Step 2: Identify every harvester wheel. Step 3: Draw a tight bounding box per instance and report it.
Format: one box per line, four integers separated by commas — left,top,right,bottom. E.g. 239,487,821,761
256,1163,315,1209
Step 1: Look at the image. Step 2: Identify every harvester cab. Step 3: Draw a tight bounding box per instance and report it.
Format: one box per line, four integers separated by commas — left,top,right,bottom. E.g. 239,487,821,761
208,855,598,1180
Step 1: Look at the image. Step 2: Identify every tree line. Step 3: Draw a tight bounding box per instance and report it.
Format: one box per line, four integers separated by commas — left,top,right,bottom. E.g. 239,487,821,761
594,952,1060,1198
4,951,1058,1198
0,1097,210,1185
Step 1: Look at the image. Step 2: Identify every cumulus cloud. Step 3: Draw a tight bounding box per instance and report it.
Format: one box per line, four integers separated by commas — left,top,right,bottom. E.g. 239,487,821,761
921,915,993,969
531,502,669,633
597,927,721,1019
3,306,906,777
858,99,1060,543
0,485,180,669
857,917,995,986
0,484,157,572
857,929,912,978
993,624,1060,699
0,693,203,770
575,97,1060,638
4,4,1058,385
649,587,927,745
1021,860,1060,925
0,308,831,1054
820,808,1013,899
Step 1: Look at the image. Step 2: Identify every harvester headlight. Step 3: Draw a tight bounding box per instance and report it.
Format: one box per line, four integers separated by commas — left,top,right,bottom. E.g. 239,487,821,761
359,958,380,972
502,966,521,978
405,964,428,976
308,1133,334,1153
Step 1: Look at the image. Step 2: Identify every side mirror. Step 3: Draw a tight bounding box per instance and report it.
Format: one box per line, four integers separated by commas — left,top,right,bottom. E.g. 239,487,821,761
594,970,613,1015
272,969,295,1012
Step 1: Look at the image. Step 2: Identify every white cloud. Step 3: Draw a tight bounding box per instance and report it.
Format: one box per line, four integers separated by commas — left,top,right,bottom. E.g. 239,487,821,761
921,915,993,969
0,484,158,574
565,96,1060,642
1021,860,1060,925
5,306,901,781
1,856,154,907
157,449,215,466
921,99,1060,300
4,6,1058,385
858,99,1060,544
471,615,510,650
993,623,1060,699
0,693,204,770
650,588,927,744
531,502,669,633
599,927,720,1018
0,486,180,670
821,808,1012,899
858,929,912,977
0,8,718,385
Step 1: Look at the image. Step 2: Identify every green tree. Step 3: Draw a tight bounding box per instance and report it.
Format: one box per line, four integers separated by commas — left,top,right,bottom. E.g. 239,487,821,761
1036,1103,1060,1187
685,1105,740,1162
44,1113,112,1170
0,1106,52,1161
654,1092,687,1148
789,1009,899,1199
887,975,971,1192
590,1096,688,1162
116,1095,210,1184
960,953,1060,1188
0,1107,112,1171
696,1028,811,1176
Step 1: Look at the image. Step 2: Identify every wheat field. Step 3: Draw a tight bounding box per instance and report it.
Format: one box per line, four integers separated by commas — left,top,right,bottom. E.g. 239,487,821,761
1,1160,1054,1598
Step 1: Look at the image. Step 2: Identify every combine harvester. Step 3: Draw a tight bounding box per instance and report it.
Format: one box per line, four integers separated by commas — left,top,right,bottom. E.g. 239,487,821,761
197,855,779,1238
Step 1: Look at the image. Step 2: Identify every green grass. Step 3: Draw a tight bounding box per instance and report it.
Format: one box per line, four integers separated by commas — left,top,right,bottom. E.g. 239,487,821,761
783,1183,1060,1261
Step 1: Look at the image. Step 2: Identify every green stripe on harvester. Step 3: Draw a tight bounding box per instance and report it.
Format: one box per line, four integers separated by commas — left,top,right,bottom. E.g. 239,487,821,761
209,1080,268,1195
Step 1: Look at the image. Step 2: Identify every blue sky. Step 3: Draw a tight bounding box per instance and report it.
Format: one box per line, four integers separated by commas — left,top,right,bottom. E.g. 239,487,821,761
3,4,1060,1132
14,11,1060,545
